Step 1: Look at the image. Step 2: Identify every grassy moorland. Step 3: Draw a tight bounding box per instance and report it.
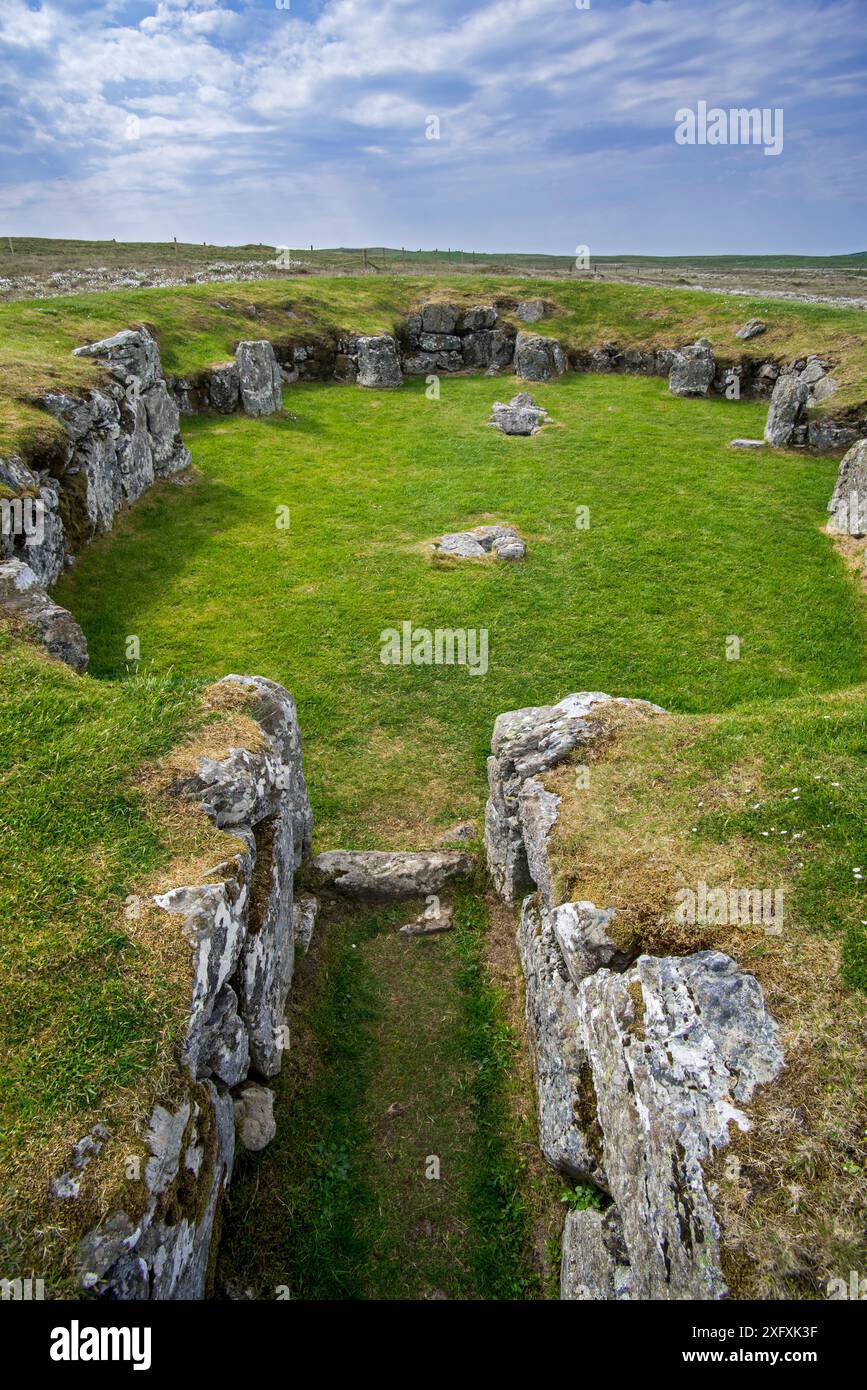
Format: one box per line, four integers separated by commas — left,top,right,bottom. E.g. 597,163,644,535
38,371,864,1298
2,274,867,460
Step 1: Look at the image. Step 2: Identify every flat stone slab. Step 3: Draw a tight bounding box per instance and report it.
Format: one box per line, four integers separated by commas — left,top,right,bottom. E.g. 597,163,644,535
729,438,766,449
310,850,474,900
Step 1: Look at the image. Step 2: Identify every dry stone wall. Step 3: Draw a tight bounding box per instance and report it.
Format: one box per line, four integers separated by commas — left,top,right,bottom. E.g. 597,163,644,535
483,692,785,1301
66,675,313,1299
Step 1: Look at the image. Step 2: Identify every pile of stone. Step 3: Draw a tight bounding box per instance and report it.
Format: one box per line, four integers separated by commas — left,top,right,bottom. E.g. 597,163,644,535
434,523,526,561
490,392,549,435
402,301,515,374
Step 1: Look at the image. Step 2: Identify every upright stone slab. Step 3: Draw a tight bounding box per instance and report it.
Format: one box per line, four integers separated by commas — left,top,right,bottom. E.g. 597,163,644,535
235,340,283,416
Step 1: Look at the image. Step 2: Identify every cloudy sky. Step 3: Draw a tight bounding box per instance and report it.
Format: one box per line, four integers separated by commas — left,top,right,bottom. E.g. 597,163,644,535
0,0,864,254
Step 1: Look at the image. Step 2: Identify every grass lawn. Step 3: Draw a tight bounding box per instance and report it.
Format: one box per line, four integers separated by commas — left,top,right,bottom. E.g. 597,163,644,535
57,373,865,848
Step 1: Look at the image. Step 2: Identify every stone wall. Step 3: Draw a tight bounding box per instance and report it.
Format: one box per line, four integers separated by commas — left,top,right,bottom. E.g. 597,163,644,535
483,692,785,1301
65,675,313,1299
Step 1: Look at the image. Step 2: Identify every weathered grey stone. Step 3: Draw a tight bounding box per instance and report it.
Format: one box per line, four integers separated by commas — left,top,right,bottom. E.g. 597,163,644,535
73,327,162,390
0,456,66,587
514,332,566,382
459,305,497,331
438,531,487,558
208,361,240,414
490,328,517,369
292,894,319,955
729,438,766,449
0,559,88,672
668,340,716,397
516,298,546,323
402,350,464,375
809,418,858,452
420,301,458,334
197,985,249,1086
561,1207,632,1300
310,849,473,900
552,901,629,986
235,340,283,416
518,778,560,908
399,902,454,936
517,895,607,1185
764,371,808,446
356,334,403,388
575,950,784,1300
419,332,462,353
735,318,767,340
233,1084,276,1151
828,438,867,536
143,380,188,475
490,393,548,435
485,692,663,904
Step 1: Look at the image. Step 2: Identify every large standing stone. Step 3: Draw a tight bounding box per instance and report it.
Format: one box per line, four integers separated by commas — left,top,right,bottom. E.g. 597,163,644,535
668,340,716,397
514,332,567,382
235,340,283,416
828,438,867,536
764,371,808,446
356,334,403,388
208,362,240,414
518,895,608,1184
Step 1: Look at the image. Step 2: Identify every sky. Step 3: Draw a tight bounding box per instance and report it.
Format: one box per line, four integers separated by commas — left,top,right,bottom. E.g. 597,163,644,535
0,0,865,255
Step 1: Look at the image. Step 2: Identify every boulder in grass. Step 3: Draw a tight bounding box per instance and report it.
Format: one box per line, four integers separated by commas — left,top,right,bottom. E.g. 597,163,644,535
490,392,549,435
514,332,567,381
516,298,546,323
729,438,766,450
735,318,767,340
434,522,526,561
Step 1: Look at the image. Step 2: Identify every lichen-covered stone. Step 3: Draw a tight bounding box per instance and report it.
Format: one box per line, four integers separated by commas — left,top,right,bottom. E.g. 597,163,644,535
235,340,283,416
0,559,88,673
514,332,566,381
764,371,808,446
668,340,715,397
356,334,403,388
828,438,867,536
310,849,473,900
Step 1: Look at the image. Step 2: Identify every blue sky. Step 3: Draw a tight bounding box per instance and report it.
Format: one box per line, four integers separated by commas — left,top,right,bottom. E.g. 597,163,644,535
0,0,864,254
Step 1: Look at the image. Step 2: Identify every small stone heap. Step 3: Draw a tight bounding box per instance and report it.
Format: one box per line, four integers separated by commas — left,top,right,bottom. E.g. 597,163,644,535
434,523,526,561
490,392,549,436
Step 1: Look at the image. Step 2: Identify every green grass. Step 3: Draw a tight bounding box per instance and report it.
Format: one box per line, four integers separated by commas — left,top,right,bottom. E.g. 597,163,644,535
55,374,866,848
2,272,867,457
0,635,212,1276
218,890,539,1301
